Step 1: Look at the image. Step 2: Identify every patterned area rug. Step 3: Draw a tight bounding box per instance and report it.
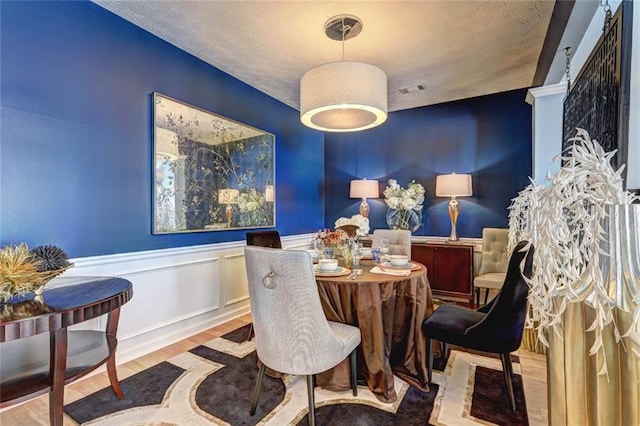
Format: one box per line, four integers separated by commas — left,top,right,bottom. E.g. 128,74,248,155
64,324,528,425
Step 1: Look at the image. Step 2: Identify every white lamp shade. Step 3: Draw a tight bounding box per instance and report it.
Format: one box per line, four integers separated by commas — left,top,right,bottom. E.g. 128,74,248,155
350,179,379,199
300,61,387,132
435,174,473,197
218,188,239,204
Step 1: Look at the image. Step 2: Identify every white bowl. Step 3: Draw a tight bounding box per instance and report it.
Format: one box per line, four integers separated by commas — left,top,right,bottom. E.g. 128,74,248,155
361,248,372,257
306,249,319,259
388,255,409,266
318,259,339,272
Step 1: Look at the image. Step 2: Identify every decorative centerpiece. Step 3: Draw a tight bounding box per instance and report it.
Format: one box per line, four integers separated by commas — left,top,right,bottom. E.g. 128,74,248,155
312,216,370,267
0,244,73,304
383,179,425,232
334,214,370,238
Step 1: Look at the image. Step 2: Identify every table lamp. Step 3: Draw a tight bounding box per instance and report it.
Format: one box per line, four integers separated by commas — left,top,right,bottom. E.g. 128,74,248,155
350,179,379,218
435,173,472,241
218,188,239,226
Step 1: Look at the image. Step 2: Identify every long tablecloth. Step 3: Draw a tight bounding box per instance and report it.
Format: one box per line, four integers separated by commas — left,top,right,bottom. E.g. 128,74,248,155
315,261,434,402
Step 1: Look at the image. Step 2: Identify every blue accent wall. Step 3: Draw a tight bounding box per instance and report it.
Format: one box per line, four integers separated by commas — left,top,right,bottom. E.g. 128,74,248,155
1,1,532,257
324,89,532,238
0,1,325,257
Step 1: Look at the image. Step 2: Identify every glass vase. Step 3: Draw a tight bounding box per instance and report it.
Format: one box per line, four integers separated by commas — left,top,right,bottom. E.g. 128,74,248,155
339,239,354,267
386,208,422,233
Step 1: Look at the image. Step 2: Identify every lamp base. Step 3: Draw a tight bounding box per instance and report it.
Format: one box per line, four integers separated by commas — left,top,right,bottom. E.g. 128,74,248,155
359,199,370,218
448,227,459,241
225,204,233,227
447,198,460,241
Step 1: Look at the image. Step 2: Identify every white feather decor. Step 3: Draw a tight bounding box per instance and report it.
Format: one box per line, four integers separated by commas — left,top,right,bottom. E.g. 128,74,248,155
508,128,639,377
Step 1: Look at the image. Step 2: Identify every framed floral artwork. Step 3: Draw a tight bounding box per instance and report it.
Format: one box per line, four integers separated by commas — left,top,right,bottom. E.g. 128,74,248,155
153,92,275,234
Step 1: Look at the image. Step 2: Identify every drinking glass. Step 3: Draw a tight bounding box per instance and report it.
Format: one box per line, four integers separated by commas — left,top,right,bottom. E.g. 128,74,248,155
371,247,381,263
379,238,390,261
314,239,325,258
352,243,363,267
323,246,334,259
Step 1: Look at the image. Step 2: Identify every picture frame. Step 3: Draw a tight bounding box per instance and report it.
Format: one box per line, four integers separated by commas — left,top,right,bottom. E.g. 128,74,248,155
153,92,275,234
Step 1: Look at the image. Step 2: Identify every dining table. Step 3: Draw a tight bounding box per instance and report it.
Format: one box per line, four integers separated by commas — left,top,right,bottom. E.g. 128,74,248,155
314,259,435,403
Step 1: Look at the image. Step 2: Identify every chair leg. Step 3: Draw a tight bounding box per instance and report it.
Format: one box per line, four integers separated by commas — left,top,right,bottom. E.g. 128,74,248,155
350,349,358,396
441,342,448,360
483,289,489,305
499,353,517,411
426,338,433,385
306,375,316,426
249,361,266,415
246,323,254,342
475,288,480,306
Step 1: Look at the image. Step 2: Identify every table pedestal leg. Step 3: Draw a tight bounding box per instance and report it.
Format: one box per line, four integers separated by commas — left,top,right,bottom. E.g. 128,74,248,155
106,307,124,399
49,328,68,426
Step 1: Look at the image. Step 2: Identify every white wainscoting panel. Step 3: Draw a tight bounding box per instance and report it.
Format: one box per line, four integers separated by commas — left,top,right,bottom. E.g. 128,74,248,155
222,252,249,307
59,233,315,365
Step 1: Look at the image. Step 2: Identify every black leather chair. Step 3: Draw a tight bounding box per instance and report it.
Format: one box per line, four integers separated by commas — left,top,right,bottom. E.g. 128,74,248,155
244,230,283,341
245,230,282,249
422,240,534,411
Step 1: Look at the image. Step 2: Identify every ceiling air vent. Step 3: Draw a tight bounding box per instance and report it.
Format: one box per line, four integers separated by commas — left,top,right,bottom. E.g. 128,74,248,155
398,84,427,95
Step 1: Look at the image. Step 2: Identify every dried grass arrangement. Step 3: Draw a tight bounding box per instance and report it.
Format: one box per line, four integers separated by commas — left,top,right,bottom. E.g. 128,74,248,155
0,243,73,303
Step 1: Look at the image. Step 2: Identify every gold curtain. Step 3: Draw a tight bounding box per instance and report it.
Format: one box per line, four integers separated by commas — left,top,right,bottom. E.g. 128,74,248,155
522,302,546,355
522,327,547,355
547,205,640,425
547,302,639,425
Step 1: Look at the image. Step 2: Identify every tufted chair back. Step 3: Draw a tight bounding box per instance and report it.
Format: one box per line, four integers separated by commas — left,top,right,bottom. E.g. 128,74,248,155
477,228,509,275
474,228,509,305
372,229,412,257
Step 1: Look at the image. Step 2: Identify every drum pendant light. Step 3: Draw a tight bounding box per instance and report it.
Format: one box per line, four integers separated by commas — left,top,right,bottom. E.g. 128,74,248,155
300,15,388,132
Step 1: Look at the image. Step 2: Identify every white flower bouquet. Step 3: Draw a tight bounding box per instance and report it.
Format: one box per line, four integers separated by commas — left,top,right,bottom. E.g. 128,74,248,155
383,179,425,211
382,179,426,231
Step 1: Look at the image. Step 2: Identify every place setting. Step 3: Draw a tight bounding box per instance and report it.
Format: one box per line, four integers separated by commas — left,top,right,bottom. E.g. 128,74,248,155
370,254,416,277
380,255,421,271
312,258,351,277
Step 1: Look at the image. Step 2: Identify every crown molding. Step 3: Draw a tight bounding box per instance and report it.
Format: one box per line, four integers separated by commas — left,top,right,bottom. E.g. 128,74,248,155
525,82,568,104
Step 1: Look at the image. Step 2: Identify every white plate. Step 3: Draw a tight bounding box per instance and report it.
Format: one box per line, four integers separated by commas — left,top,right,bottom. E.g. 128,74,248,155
380,261,421,271
313,265,352,277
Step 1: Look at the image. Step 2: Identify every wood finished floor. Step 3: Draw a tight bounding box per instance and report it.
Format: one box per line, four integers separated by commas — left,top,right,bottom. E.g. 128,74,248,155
0,313,548,425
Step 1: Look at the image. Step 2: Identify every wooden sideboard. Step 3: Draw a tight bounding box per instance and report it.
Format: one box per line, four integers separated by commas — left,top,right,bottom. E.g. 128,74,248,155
411,242,474,303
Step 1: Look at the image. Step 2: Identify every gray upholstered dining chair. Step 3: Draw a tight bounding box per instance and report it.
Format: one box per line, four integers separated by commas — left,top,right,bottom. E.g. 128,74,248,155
372,229,412,257
474,228,509,305
244,230,283,342
244,246,361,426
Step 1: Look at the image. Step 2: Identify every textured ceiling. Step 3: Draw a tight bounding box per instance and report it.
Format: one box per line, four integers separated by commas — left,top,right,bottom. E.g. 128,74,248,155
94,1,557,112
